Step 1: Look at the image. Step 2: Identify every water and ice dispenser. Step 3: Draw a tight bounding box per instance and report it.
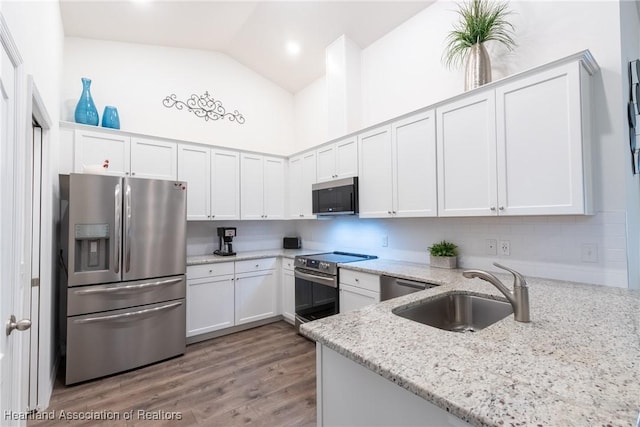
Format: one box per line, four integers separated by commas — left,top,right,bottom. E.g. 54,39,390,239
74,224,110,272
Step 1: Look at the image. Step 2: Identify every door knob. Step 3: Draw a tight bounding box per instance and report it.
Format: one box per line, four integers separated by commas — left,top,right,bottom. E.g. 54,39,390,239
6,315,31,336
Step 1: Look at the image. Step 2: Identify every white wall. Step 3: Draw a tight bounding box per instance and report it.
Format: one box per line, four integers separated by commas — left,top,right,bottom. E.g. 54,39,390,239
293,76,327,153
62,38,295,156
1,0,65,411
292,0,631,287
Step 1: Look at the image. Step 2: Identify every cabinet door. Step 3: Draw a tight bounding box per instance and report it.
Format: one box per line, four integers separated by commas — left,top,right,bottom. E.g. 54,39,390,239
392,110,437,217
178,144,210,221
263,156,286,220
288,155,303,219
316,144,336,182
358,126,393,218
339,283,380,313
335,137,358,179
281,268,295,324
130,137,177,180
437,91,497,217
240,153,264,220
186,274,235,337
300,151,317,218
211,149,240,220
235,270,277,325
74,129,130,176
496,63,585,215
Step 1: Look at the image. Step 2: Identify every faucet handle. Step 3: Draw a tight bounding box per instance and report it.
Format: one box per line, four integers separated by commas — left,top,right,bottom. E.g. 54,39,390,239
493,262,528,288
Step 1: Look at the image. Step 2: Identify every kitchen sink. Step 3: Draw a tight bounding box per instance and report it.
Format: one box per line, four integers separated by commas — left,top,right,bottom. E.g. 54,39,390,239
392,292,513,332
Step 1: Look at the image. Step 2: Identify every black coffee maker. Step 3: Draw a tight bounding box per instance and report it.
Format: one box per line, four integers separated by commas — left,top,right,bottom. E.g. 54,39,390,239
214,227,236,256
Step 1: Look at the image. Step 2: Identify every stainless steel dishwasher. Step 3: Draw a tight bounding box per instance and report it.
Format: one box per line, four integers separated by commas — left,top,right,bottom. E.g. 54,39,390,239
380,275,439,301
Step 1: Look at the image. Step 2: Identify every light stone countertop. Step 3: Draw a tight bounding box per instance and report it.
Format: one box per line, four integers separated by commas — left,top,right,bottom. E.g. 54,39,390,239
301,259,640,427
186,249,316,265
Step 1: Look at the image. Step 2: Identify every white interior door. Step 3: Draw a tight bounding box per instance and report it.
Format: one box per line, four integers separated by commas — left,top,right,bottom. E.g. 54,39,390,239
1,18,29,427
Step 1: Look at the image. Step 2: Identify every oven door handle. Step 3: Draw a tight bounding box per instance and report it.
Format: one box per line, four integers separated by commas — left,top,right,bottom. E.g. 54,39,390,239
294,269,337,288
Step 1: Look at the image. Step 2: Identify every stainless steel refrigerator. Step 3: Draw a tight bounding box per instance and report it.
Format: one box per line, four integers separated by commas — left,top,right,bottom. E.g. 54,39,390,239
59,173,187,384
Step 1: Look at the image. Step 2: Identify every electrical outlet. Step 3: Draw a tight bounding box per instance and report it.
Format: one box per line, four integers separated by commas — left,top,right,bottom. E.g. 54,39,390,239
581,243,597,263
382,235,388,247
485,239,497,255
499,240,510,256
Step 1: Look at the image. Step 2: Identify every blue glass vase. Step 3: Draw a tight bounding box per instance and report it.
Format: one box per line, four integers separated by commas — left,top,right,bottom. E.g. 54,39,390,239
101,106,120,129
74,77,99,126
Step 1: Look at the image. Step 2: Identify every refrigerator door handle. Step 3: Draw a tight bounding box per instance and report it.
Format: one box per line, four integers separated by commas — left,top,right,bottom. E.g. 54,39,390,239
114,183,121,274
125,183,132,273
72,301,183,324
73,277,183,295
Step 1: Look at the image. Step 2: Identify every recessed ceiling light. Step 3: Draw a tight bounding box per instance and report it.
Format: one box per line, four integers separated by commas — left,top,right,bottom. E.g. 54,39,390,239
285,41,301,57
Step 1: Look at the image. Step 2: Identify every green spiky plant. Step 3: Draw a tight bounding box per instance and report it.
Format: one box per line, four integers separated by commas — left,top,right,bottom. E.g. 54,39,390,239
428,240,458,257
442,0,516,69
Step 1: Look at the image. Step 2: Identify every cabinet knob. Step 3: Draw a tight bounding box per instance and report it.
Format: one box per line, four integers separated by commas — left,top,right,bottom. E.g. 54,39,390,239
131,172,136,176
392,211,397,214
490,206,496,211
212,214,215,218
355,278,359,282
209,270,213,273
125,172,129,176
255,264,259,268
388,211,392,215
499,206,505,211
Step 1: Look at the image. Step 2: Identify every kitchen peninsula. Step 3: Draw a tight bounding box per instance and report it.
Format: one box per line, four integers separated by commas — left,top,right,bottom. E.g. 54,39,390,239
301,259,640,427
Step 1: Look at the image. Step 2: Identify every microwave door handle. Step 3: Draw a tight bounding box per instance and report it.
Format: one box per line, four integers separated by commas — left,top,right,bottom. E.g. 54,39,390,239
125,183,132,273
114,183,121,274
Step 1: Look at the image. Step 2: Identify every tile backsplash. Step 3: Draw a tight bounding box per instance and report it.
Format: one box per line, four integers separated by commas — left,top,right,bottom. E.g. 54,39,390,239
187,211,628,287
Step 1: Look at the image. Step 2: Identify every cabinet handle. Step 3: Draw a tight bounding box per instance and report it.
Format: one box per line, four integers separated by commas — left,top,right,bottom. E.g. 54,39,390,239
499,206,505,211
490,206,496,211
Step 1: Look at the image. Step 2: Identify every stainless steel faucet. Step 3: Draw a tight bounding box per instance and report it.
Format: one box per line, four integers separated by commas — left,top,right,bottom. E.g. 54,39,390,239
462,263,530,322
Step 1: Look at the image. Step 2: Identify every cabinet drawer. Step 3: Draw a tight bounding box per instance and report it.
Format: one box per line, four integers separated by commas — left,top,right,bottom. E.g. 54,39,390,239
235,257,278,274
187,262,234,280
339,269,380,292
282,258,294,271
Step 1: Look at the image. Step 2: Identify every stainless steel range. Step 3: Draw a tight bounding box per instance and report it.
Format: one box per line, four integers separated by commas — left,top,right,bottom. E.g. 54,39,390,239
294,251,376,331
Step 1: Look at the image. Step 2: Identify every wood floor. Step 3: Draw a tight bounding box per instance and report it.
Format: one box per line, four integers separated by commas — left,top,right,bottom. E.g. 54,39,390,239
29,321,316,427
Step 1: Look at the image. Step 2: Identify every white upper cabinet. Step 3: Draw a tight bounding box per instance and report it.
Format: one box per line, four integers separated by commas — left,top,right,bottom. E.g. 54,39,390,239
211,149,240,220
316,137,358,182
241,154,286,220
495,62,591,215
437,91,497,217
178,144,210,220
130,137,177,180
288,151,317,219
358,126,393,217
74,129,177,179
74,129,130,177
437,58,594,217
359,110,437,218
178,145,240,221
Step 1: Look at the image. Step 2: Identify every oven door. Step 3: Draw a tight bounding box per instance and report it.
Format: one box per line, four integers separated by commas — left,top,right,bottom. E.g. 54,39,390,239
294,268,338,330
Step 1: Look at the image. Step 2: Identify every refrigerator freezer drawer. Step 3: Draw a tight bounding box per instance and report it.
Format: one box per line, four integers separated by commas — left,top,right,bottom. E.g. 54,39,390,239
66,275,186,316
65,299,186,385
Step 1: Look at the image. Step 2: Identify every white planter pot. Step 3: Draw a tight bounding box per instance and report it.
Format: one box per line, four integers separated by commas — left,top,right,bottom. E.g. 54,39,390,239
430,255,457,269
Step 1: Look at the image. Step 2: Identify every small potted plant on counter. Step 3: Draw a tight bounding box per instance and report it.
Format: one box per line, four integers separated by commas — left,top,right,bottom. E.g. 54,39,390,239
428,240,458,269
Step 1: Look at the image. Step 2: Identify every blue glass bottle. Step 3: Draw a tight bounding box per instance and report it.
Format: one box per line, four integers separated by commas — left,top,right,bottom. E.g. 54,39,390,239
74,77,99,126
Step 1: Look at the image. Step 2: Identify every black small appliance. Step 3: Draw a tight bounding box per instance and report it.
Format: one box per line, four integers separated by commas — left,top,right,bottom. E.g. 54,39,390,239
214,227,236,256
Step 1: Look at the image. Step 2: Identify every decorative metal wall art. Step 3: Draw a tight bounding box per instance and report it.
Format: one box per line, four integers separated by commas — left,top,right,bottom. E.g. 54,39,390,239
162,91,245,124
628,59,639,175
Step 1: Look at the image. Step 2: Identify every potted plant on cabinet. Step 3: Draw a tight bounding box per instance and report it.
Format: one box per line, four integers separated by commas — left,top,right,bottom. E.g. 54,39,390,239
442,0,516,91
428,240,458,269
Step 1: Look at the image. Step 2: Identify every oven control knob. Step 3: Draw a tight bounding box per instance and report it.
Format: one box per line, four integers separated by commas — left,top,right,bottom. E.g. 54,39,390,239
319,262,330,270
299,259,307,266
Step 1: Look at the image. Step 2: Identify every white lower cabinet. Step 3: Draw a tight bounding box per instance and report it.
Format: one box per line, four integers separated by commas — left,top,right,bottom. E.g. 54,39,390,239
339,270,380,313
281,258,295,324
186,262,235,337
234,258,278,325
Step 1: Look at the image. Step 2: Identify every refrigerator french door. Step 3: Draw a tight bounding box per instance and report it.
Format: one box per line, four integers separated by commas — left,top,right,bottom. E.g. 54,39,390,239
59,174,187,384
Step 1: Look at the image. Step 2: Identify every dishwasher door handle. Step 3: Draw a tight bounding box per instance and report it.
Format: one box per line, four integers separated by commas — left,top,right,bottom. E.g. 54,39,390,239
395,280,428,290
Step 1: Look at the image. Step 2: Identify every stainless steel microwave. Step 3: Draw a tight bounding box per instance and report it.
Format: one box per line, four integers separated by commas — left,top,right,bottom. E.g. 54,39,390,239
312,177,358,215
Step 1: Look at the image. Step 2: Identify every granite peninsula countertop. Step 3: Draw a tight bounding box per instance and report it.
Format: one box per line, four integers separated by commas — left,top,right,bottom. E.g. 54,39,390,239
186,249,316,265
301,259,640,427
